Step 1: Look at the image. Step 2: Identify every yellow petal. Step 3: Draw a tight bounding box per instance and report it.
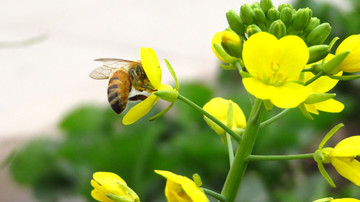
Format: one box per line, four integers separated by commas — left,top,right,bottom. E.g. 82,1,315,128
140,47,162,88
243,32,279,79
331,157,360,186
331,198,360,202
211,32,227,63
277,35,309,81
313,99,344,113
336,35,360,73
91,189,114,202
305,71,342,93
243,32,308,82
155,170,208,202
270,82,309,108
91,172,130,202
331,136,360,157
203,97,246,136
93,172,127,186
122,94,159,125
243,77,277,100
304,103,319,115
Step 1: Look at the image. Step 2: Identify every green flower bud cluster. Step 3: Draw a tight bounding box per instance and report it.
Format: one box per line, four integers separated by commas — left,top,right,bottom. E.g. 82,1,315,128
226,0,332,47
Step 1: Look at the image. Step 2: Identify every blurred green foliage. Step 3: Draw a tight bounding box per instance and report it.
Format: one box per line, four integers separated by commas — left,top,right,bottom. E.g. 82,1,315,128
8,1,360,201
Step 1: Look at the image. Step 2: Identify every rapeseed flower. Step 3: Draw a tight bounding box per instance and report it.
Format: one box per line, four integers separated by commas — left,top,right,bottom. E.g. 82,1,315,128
321,136,360,186
122,47,175,125
155,170,208,202
203,97,246,137
335,34,360,73
242,32,309,108
91,172,140,202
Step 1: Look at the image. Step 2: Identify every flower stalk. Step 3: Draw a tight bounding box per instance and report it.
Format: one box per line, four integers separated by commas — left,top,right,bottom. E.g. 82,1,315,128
220,99,263,202
247,153,314,161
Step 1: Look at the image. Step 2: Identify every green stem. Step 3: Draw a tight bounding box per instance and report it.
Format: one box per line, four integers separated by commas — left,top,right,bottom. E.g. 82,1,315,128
226,133,234,166
234,61,244,72
247,153,314,161
221,99,263,202
305,70,324,86
177,94,241,142
302,67,314,72
202,188,226,202
260,108,292,128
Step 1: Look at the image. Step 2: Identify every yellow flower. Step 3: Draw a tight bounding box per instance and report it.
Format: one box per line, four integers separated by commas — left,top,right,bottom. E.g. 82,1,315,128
242,32,310,108
203,97,246,136
122,47,174,125
91,172,140,202
314,197,360,202
211,31,241,63
322,136,360,186
336,34,360,73
304,55,344,114
155,170,209,202
331,199,360,202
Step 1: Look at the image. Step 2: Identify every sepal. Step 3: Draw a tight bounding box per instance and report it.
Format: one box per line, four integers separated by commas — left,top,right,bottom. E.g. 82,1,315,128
304,93,335,104
322,51,350,74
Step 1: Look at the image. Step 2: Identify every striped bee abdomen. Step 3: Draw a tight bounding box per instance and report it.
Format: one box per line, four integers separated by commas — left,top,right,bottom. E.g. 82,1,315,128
107,70,132,114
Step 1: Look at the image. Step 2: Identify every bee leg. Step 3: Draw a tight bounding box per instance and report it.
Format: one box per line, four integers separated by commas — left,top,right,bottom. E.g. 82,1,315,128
129,94,148,101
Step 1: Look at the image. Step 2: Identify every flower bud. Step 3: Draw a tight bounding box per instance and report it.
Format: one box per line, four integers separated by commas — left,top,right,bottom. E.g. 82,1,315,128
260,0,274,14
292,8,312,31
306,23,332,46
221,30,243,58
254,8,266,24
211,32,238,63
335,34,360,73
240,4,255,25
154,89,178,102
302,17,320,37
269,20,286,39
278,3,293,12
246,25,262,38
322,51,351,74
226,10,246,36
251,2,260,9
266,7,280,24
308,45,330,64
203,97,246,137
280,7,293,25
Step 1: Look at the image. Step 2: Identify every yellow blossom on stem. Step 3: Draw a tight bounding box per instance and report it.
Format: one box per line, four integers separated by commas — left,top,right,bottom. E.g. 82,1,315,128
304,55,344,114
331,199,360,202
91,172,140,202
155,170,209,202
203,97,246,137
322,136,360,186
242,32,310,108
314,198,360,202
122,47,176,125
335,34,360,73
211,31,241,63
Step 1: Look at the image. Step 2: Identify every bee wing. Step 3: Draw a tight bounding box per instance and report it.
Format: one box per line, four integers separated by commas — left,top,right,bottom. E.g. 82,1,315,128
89,58,139,79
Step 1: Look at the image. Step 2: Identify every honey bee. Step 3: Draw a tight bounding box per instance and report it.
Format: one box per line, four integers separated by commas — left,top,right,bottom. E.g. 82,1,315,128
89,58,153,114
